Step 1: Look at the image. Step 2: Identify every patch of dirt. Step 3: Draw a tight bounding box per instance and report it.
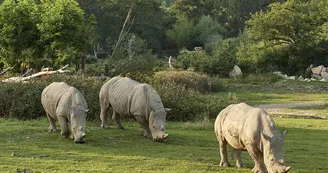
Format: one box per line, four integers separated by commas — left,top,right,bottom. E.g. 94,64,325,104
254,101,328,119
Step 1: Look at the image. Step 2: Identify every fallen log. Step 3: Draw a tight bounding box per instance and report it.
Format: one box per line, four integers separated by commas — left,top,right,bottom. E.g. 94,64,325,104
2,65,71,82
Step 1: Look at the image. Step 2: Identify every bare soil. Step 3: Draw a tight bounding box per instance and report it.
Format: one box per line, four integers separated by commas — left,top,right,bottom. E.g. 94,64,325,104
254,101,328,119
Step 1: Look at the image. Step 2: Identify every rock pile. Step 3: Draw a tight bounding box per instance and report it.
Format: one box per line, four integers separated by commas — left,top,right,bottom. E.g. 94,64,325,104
273,65,328,82
311,65,328,81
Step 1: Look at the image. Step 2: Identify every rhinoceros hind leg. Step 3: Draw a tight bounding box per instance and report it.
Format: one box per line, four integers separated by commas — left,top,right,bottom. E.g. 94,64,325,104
219,139,231,167
58,116,70,138
100,104,110,128
112,111,124,129
232,149,245,168
46,113,58,133
245,145,266,173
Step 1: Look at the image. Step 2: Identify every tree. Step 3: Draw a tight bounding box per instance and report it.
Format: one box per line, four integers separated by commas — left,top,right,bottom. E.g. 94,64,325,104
96,0,167,53
38,0,85,68
166,15,195,49
0,0,42,72
238,0,328,74
0,0,87,72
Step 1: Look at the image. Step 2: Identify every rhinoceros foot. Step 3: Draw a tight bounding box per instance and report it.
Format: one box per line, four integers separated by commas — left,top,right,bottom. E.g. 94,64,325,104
219,161,231,167
48,128,58,133
252,166,266,173
100,124,110,128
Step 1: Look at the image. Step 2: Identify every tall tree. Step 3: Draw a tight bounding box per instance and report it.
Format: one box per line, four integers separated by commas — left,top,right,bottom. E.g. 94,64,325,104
37,0,85,68
0,0,42,72
238,0,328,74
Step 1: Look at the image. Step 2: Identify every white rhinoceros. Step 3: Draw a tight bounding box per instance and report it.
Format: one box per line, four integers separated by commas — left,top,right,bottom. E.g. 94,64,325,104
214,103,290,173
41,82,88,143
99,77,170,142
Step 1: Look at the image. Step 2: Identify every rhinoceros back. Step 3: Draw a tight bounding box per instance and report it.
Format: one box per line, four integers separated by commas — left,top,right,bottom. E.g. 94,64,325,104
215,103,277,149
100,77,163,119
41,82,87,119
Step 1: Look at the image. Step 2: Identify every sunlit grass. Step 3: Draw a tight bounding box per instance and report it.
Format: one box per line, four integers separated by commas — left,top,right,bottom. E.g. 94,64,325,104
0,118,327,172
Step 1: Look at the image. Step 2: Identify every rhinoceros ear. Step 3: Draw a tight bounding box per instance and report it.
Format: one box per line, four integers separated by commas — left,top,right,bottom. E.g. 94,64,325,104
165,108,171,113
261,132,272,141
281,129,288,141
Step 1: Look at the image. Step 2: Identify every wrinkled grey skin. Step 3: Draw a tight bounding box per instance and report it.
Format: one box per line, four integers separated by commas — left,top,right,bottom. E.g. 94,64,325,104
99,77,170,142
214,103,291,173
41,82,88,143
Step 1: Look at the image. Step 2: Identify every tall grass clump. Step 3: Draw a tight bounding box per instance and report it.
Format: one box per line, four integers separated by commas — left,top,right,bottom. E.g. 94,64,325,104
152,70,223,93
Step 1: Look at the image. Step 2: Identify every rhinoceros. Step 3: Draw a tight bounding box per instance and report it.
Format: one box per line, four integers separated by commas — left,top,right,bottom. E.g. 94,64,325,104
214,103,290,173
41,82,88,143
99,77,170,142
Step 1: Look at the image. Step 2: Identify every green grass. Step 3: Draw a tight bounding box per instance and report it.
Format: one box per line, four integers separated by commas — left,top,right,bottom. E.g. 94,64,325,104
0,118,327,173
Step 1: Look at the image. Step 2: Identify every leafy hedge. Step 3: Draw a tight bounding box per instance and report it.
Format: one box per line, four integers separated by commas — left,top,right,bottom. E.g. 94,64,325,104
0,73,234,121
0,75,103,121
152,70,223,93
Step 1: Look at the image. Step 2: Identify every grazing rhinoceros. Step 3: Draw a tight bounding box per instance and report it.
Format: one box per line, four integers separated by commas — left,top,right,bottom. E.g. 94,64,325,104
214,103,290,173
99,77,170,142
41,82,88,143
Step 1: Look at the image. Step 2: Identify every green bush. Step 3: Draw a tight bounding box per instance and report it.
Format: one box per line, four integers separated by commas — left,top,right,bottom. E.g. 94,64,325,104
0,74,232,122
151,82,235,121
0,82,45,119
152,70,222,93
0,75,103,121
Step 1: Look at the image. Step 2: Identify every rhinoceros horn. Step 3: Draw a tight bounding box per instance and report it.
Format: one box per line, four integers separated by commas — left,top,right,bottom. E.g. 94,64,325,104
162,133,169,139
285,166,291,172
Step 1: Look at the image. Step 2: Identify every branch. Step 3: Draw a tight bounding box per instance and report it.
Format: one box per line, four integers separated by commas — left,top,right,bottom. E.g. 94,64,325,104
0,67,11,75
21,68,33,77
272,37,296,44
2,65,71,83
111,2,135,57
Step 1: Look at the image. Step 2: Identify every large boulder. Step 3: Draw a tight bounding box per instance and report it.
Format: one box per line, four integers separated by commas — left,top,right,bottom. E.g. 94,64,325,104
311,65,324,75
229,65,242,78
321,71,328,80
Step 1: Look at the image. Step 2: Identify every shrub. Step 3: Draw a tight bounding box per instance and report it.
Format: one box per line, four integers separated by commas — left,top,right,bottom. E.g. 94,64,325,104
152,81,236,121
0,73,233,122
0,75,103,121
152,70,222,93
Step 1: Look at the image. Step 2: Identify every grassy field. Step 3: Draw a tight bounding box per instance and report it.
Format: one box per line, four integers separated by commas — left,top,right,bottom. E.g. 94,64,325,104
0,117,327,173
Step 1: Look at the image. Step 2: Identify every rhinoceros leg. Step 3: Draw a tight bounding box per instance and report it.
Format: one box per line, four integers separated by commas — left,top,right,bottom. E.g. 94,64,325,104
58,116,70,138
100,104,110,128
218,139,231,167
46,113,58,133
232,149,244,168
245,145,266,173
135,116,152,138
112,111,124,129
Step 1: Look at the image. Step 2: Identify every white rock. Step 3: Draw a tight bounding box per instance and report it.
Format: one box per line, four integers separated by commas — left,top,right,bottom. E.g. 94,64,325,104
311,65,324,75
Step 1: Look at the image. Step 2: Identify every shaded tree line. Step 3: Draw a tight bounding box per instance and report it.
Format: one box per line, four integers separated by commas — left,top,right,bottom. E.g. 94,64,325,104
0,0,327,76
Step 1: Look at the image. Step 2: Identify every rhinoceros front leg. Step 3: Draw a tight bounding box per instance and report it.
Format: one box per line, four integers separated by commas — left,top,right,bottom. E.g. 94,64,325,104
245,145,266,173
46,113,58,133
100,104,110,128
135,116,152,138
218,139,231,167
232,148,245,168
57,116,70,138
112,111,124,129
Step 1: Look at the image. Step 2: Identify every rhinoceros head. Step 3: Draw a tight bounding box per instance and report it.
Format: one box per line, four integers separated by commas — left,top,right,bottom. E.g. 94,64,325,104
262,129,290,173
70,107,88,143
149,107,170,142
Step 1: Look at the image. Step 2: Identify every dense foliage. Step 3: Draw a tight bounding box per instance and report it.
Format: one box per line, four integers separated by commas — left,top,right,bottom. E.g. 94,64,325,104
1,0,327,76
238,0,328,75
0,0,86,73
0,73,234,121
